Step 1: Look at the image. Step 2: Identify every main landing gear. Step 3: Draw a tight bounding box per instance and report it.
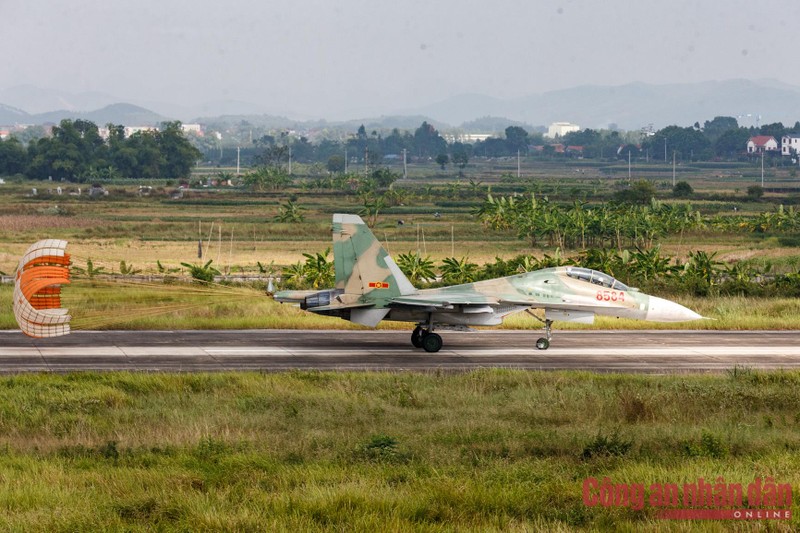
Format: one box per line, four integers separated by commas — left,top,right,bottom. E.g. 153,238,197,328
527,310,553,350
411,325,443,353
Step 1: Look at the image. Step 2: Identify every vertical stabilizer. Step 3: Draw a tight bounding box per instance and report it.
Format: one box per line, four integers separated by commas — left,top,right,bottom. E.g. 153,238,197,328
332,214,416,305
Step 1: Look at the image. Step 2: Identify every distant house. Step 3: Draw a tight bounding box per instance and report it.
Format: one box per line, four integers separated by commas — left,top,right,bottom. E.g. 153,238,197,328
746,135,778,154
566,145,584,156
781,134,800,157
181,123,203,136
546,122,580,138
124,126,158,137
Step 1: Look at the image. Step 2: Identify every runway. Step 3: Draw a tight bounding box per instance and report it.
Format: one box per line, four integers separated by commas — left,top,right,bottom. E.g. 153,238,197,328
1,329,800,373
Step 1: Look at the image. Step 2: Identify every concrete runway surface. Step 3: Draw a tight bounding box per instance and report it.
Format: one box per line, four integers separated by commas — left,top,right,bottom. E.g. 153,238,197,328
1,329,800,373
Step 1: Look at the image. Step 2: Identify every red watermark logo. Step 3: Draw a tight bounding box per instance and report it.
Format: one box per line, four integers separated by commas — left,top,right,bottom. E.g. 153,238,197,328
582,477,792,520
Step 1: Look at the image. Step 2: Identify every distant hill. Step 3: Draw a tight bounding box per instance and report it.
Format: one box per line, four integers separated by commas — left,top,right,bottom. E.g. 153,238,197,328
32,103,168,126
0,85,119,115
458,116,539,134
0,103,30,124
3,79,800,132
406,79,800,130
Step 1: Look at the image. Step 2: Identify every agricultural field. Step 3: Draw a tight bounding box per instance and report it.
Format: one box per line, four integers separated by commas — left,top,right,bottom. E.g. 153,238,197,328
3,158,800,330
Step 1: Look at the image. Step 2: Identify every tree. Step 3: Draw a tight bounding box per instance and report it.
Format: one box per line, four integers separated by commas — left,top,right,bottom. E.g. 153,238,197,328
358,192,386,228
27,119,108,181
0,137,28,175
435,153,449,170
301,248,334,289
440,257,479,285
243,167,292,191
327,154,345,173
746,185,764,200
451,142,470,168
702,116,739,142
371,167,399,188
672,181,694,198
713,128,751,159
180,259,220,283
273,200,306,223
504,126,529,154
413,121,447,158
760,122,786,140
396,252,436,286
157,121,201,179
613,180,657,205
643,125,711,161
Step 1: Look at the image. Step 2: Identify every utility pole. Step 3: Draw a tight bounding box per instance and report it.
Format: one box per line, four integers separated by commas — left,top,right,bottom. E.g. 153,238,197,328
236,147,240,176
761,150,765,187
517,150,521,179
672,151,676,187
664,137,667,161
364,146,369,176
627,150,631,182
344,147,348,174
288,145,292,175
402,148,407,179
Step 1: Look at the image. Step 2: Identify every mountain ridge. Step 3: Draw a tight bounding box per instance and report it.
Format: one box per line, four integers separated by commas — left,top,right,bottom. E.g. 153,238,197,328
2,79,800,132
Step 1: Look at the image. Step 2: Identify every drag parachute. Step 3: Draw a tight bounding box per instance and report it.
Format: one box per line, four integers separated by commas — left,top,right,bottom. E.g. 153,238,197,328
13,239,72,337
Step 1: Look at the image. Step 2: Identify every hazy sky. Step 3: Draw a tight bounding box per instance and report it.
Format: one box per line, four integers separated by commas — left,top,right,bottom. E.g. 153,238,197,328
1,0,795,119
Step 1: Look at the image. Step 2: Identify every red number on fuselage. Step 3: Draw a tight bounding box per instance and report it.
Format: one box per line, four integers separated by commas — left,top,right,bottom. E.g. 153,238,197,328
596,290,625,302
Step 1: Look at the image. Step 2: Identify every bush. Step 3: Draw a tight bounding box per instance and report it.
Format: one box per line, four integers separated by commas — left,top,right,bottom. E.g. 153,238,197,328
672,181,694,198
581,431,632,459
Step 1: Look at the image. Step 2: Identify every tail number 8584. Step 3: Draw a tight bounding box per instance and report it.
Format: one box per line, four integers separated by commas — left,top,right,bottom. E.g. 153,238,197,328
596,290,625,302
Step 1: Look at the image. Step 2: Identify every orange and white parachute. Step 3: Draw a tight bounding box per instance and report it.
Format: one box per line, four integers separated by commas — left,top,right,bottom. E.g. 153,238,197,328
13,239,72,337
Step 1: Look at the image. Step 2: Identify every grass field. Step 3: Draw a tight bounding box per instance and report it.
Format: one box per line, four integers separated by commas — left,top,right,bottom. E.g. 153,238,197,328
0,370,796,531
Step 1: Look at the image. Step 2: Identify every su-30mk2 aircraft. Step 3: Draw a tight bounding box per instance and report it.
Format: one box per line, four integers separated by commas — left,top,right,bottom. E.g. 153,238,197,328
275,214,703,352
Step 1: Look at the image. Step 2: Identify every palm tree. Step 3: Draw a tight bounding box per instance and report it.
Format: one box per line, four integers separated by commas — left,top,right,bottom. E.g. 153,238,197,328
396,252,436,286
684,250,724,286
301,248,335,289
628,246,673,282
180,259,220,283
273,199,306,223
358,193,386,228
440,257,479,285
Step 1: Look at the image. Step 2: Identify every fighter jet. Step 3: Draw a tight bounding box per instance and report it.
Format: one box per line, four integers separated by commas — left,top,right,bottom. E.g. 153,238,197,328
275,214,703,352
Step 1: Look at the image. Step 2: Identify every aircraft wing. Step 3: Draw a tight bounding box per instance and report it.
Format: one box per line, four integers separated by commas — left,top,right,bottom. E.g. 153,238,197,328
390,294,502,309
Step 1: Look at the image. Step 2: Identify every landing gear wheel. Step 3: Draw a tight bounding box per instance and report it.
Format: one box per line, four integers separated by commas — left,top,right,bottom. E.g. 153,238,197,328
535,337,550,350
422,332,443,353
411,326,425,348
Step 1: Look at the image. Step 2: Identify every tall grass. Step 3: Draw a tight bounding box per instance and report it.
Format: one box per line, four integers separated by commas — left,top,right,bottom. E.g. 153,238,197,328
0,370,797,530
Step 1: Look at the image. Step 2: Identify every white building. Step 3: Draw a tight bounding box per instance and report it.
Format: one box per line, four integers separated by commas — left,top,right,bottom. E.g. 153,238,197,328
781,134,800,156
546,122,580,138
746,136,779,154
181,123,203,136
124,126,158,137
443,133,493,143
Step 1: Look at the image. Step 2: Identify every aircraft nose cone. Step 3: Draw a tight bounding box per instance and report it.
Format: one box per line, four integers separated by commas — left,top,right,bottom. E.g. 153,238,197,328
646,296,704,322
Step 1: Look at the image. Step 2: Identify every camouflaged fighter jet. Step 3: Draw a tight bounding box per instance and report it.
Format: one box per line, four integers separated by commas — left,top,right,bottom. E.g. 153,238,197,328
274,214,703,353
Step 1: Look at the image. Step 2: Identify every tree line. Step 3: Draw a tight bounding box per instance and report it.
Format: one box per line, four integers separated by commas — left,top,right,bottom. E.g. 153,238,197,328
230,116,800,169
0,119,201,181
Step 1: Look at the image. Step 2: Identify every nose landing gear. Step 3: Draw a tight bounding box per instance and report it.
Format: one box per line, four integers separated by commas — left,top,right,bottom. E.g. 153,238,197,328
526,310,553,350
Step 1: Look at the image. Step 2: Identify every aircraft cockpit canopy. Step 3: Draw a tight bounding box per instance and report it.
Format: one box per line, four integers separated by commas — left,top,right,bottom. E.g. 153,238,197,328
564,267,629,291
